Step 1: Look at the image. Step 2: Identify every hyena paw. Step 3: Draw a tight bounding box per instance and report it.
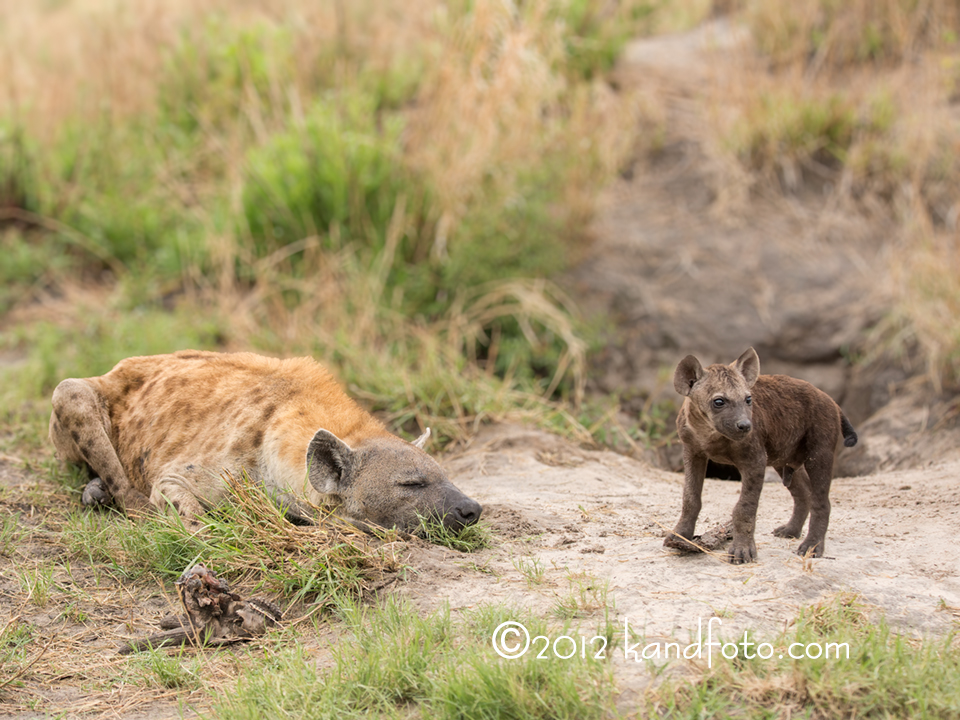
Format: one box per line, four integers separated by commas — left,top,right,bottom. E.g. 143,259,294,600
81,477,109,507
796,538,824,558
773,523,802,539
727,539,757,564
663,532,702,553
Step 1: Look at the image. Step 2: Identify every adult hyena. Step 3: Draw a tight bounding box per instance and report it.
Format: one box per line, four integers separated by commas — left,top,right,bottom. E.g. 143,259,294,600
49,350,482,532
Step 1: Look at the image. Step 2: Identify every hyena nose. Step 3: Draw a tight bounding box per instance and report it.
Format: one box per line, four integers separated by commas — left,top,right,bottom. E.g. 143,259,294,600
456,498,483,526
736,419,752,433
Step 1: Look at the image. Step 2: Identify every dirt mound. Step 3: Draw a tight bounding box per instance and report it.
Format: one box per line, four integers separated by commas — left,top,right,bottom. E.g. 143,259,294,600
569,153,886,397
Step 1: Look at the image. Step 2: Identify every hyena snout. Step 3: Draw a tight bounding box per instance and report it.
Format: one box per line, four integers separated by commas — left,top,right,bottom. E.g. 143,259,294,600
716,411,752,439
437,492,483,531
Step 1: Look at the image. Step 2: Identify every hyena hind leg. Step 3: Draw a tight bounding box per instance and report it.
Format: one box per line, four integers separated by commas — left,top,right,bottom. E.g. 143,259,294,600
49,378,150,513
773,466,811,539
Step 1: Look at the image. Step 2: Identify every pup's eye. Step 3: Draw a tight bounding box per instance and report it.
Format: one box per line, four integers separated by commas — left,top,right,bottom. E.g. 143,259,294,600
712,398,725,408
745,396,752,405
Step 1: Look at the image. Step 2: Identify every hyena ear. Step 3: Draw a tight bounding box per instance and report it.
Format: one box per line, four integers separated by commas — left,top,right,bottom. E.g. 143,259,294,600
674,355,704,396
306,429,355,496
734,347,760,388
412,427,431,449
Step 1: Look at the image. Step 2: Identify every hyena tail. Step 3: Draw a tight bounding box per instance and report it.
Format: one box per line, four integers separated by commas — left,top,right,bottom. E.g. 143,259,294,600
840,414,858,447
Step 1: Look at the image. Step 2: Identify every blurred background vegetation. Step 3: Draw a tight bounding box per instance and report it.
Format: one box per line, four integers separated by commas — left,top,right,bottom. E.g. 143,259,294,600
1,0,958,454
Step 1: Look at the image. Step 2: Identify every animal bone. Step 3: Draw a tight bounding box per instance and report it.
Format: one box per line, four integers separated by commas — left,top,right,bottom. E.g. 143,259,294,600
118,565,282,654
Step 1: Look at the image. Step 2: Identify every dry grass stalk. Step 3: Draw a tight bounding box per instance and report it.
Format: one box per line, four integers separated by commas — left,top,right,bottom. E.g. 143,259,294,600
447,279,587,407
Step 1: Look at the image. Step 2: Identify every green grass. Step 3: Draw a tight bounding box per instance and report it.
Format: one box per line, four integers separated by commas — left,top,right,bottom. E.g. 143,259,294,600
0,620,34,683
15,564,55,608
128,646,202,691
513,556,547,587
240,91,422,261
213,598,615,720
649,593,960,719
724,90,857,184
0,511,22,556
552,574,611,621
414,513,493,553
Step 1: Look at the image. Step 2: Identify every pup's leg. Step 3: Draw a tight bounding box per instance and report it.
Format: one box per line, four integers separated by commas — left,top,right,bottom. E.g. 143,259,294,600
773,465,811,539
664,447,707,551
729,463,765,564
50,379,150,514
797,452,833,558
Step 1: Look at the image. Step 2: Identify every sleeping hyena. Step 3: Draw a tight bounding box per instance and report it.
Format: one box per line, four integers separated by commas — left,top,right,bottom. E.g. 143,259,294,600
49,350,482,532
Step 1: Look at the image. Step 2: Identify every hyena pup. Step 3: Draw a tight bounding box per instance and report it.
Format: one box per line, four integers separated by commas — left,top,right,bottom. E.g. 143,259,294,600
49,350,482,533
664,347,857,563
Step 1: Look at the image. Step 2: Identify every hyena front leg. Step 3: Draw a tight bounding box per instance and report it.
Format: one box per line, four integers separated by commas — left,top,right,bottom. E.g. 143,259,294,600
150,466,225,528
664,447,708,551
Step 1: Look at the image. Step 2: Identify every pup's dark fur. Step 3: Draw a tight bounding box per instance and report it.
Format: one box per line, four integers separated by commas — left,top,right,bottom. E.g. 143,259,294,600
664,348,857,564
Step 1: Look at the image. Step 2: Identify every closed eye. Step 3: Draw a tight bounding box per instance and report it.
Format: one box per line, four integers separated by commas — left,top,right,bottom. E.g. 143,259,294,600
397,479,427,488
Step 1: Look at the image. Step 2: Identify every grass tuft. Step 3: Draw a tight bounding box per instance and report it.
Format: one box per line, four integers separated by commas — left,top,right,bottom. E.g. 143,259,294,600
0,512,22,557
413,514,493,553
130,646,202,691
214,598,614,720
745,0,960,69
552,574,611,621
649,592,960,719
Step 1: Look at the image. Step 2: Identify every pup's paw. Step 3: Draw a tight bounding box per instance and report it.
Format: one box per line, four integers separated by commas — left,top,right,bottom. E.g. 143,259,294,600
727,539,757,564
663,533,703,553
773,523,802,539
796,538,824,558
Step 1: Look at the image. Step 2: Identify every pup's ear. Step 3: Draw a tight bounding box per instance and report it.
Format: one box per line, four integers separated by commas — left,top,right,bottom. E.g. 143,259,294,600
674,355,704,396
734,347,760,388
306,429,355,497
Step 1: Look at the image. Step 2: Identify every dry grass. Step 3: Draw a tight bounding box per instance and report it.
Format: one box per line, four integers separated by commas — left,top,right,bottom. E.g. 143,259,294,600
0,0,435,140
744,0,960,69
